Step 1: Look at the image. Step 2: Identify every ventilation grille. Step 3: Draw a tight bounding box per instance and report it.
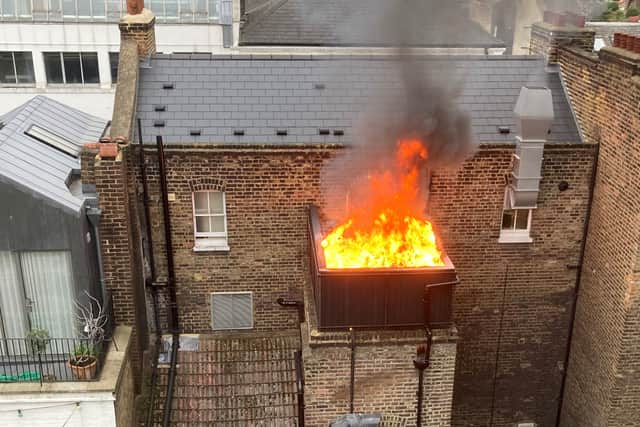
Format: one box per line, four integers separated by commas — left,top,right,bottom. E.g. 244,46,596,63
211,292,253,330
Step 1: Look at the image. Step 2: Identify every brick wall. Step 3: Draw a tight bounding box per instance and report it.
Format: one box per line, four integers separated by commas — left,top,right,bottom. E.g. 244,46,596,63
428,144,596,427
530,22,595,65
558,45,640,426
115,142,595,426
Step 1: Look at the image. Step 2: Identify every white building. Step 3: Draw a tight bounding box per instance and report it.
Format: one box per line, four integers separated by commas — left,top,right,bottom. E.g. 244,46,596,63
0,0,239,118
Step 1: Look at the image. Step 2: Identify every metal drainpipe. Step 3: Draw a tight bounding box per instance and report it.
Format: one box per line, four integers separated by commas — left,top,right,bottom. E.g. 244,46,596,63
413,331,431,427
86,207,105,303
349,327,356,414
138,119,164,427
555,142,601,426
157,135,181,427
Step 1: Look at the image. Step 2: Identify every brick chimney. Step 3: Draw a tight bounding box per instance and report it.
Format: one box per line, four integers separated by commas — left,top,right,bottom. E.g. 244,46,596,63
530,11,595,65
119,0,156,59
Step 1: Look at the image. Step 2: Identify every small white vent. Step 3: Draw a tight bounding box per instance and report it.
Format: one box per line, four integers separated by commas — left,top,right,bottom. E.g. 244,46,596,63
517,423,536,427
211,292,253,330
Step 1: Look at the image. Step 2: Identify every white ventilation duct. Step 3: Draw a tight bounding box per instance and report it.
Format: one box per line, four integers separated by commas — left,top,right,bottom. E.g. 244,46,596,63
507,86,554,209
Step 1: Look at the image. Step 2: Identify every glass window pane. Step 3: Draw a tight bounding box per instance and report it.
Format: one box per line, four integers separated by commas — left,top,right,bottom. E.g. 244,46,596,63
148,0,163,17
81,52,99,83
209,192,224,214
62,0,75,16
14,52,34,83
62,52,81,83
2,0,15,16
43,52,64,83
501,210,515,230
0,52,16,84
109,52,118,83
179,0,192,19
165,0,178,18
91,0,105,17
211,216,225,233
106,0,122,19
17,0,30,16
208,0,218,18
194,192,209,214
515,210,529,230
78,0,90,16
196,216,210,233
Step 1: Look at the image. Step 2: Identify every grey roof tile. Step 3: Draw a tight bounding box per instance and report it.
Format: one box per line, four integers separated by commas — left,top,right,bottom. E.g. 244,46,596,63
137,55,581,145
0,96,107,213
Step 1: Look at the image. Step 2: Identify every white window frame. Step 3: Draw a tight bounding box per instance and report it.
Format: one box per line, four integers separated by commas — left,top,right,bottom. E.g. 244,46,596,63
210,291,253,331
0,51,35,86
499,189,534,244
43,51,100,86
192,190,229,251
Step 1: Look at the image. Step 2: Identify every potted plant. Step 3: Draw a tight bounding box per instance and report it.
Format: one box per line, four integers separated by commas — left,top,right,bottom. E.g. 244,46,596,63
68,343,98,380
68,292,108,380
26,328,50,355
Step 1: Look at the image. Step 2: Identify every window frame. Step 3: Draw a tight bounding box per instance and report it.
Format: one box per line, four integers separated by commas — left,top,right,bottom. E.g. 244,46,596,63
0,51,35,86
43,51,100,85
192,190,229,251
498,188,534,244
108,51,118,84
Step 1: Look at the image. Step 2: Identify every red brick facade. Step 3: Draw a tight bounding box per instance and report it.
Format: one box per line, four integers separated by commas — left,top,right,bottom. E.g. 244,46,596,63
85,141,594,426
558,44,640,426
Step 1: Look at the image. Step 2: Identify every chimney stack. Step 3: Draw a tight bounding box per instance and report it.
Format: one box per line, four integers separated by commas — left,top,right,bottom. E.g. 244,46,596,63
119,0,156,59
530,11,595,65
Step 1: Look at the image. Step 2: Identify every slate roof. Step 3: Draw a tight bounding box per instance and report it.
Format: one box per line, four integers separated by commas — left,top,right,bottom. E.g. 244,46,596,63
240,0,505,48
0,96,107,214
137,54,581,145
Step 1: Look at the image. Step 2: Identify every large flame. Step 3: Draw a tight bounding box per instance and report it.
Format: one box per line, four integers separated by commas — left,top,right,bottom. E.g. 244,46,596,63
321,138,445,269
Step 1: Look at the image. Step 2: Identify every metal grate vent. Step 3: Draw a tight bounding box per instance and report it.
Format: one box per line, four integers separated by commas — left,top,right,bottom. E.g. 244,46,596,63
211,292,253,330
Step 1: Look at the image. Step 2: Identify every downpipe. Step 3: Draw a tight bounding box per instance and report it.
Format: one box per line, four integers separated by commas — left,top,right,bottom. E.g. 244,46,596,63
157,136,181,427
413,331,432,427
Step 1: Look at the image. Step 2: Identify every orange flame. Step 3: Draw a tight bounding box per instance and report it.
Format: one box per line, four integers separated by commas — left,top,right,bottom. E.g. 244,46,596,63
321,138,445,269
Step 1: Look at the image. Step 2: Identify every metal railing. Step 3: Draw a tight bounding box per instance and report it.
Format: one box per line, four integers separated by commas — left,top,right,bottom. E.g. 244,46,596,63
0,293,115,384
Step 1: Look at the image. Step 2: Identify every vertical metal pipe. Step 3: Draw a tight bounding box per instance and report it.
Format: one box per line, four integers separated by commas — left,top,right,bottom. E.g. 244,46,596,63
349,327,355,414
416,368,424,427
157,136,180,427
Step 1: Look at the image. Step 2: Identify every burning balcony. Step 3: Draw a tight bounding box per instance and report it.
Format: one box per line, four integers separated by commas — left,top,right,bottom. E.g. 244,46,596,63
309,205,458,330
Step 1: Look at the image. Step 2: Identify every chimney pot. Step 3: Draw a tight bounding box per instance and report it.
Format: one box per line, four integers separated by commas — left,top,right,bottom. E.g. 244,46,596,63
126,0,144,15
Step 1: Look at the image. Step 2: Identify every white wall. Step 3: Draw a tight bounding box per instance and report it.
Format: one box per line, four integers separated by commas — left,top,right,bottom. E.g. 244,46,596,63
0,21,227,118
0,392,116,427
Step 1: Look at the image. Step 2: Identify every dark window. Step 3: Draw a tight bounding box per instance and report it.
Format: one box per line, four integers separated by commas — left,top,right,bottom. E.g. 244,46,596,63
109,52,119,83
0,52,35,85
44,52,100,84
80,52,99,83
501,209,530,231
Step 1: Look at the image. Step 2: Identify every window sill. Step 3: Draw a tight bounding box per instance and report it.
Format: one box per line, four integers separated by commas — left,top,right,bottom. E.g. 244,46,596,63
193,245,230,253
498,233,533,244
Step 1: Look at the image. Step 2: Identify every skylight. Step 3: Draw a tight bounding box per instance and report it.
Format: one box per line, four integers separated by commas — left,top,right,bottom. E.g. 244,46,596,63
24,125,79,158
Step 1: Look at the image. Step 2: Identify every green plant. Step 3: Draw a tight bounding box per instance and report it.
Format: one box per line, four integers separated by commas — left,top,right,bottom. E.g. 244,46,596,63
70,343,97,367
26,328,50,355
607,1,620,11
626,6,640,16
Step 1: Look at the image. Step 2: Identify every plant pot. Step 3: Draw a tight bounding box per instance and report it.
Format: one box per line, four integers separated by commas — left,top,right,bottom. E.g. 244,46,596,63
68,357,97,380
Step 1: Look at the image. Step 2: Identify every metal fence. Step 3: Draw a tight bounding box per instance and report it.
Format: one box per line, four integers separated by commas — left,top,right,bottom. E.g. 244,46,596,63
0,292,115,384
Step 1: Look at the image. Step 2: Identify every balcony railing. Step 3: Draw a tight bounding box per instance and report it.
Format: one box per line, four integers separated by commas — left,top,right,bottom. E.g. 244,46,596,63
0,292,115,384
0,0,220,23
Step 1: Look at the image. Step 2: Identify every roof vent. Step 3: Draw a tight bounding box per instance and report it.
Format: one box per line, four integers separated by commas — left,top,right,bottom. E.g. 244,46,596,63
319,129,330,136
507,87,554,209
190,129,201,136
153,120,165,127
24,125,79,158
498,126,510,135
276,129,288,136
314,83,326,90
162,83,174,89
333,129,344,136
233,129,245,136
154,105,167,112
